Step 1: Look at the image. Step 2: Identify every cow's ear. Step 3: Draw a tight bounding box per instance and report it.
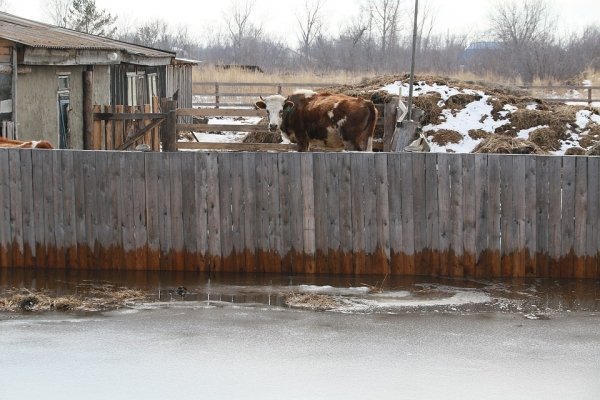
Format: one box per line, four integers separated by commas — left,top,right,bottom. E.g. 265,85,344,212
283,101,294,111
255,101,266,110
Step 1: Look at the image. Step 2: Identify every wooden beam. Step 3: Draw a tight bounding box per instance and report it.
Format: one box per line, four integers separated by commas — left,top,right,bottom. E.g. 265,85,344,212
177,108,266,117
117,118,165,150
94,112,167,120
177,124,268,133
177,142,298,152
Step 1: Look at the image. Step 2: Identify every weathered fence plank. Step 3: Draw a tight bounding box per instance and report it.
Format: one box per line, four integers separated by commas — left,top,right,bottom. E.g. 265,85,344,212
144,153,161,270
60,151,77,268
339,153,353,275
449,154,464,277
462,155,476,277
512,156,526,277
586,157,599,278
487,155,502,276
535,156,550,277
242,152,258,272
561,156,576,278
301,153,316,274
131,152,148,269
206,152,222,271
31,151,45,268
73,151,88,269
547,157,562,277
374,153,390,274
266,153,282,273
19,150,34,267
474,155,489,277
0,150,10,267
573,157,587,278
412,153,427,275
524,156,537,277
499,155,514,277
313,153,329,274
436,154,451,276
230,153,245,271
278,153,293,274
425,153,440,276
8,150,24,267
326,153,343,274
218,153,234,272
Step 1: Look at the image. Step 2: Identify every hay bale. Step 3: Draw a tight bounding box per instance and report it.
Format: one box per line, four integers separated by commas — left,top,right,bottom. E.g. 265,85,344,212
565,147,586,155
468,129,489,140
472,135,546,154
243,131,282,143
412,93,443,125
446,93,482,110
528,127,563,151
429,129,462,145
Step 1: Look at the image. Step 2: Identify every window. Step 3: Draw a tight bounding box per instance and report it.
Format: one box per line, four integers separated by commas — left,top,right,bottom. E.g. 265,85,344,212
57,74,70,91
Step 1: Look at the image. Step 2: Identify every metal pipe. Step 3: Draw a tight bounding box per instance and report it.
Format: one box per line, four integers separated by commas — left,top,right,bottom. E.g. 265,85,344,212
407,0,419,121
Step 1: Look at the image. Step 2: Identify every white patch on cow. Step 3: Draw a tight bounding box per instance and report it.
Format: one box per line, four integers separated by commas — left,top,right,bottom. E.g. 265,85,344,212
328,110,334,119
31,141,40,148
333,102,339,109
337,117,347,127
294,89,316,98
366,137,373,152
260,94,287,130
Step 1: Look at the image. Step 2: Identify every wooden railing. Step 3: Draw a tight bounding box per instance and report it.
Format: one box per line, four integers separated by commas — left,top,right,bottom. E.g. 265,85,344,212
518,85,599,105
193,82,337,108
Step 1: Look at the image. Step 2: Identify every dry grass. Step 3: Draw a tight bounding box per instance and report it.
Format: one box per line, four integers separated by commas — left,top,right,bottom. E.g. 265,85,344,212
468,129,489,140
0,285,149,313
565,147,586,155
243,131,282,143
472,136,546,154
429,129,463,146
412,93,443,126
283,292,345,311
528,127,563,151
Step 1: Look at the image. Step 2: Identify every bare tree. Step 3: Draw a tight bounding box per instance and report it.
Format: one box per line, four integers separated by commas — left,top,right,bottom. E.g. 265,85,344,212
45,0,72,27
489,0,555,83
224,0,262,64
369,0,403,67
295,0,325,63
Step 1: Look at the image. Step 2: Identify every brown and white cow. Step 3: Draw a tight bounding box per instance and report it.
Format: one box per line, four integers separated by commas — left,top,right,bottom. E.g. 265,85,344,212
255,90,377,152
0,137,53,149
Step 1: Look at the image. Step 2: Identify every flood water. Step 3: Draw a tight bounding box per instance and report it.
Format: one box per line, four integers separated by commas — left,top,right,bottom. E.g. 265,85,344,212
1,268,600,399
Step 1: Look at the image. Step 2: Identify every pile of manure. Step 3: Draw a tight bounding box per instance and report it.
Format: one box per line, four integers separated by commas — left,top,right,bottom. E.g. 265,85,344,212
472,136,547,155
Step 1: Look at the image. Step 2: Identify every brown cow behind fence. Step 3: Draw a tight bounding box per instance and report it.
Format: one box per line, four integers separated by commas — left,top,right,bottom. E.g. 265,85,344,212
0,137,53,149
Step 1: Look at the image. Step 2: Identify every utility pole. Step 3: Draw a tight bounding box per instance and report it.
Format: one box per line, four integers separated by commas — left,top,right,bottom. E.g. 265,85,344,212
407,0,419,121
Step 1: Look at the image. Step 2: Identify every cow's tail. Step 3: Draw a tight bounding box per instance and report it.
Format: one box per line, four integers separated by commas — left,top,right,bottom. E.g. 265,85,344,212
364,101,378,152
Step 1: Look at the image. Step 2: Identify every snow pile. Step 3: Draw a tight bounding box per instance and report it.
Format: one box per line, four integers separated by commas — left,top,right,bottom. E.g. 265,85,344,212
381,80,600,155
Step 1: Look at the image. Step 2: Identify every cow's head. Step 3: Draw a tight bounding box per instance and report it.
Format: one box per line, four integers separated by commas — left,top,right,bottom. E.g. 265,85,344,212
255,95,294,132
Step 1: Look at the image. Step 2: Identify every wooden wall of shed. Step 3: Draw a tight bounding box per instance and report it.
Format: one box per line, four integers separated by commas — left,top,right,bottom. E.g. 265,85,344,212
0,40,13,128
110,64,166,106
166,64,192,123
16,65,110,149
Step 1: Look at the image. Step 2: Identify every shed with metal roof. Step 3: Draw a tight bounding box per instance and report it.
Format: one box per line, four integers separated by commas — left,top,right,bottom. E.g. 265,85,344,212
0,12,180,149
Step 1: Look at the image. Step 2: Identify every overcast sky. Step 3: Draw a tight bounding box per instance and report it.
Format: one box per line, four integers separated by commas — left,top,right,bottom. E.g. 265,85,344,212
4,0,600,45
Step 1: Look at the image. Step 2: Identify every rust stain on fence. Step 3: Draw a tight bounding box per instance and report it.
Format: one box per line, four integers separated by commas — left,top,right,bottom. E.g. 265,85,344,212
2,244,598,279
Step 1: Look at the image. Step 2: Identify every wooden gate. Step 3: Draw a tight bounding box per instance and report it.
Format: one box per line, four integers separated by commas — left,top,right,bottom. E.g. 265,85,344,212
92,97,165,151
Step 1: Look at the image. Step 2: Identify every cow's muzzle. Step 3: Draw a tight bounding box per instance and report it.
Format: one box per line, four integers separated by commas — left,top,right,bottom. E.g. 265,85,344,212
269,124,279,132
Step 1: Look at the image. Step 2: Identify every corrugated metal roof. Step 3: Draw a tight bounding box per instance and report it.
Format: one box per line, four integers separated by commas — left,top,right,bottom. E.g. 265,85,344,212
0,12,175,58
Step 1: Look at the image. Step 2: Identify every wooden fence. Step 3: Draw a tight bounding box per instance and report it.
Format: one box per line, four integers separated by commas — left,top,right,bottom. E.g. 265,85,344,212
193,82,337,108
193,82,600,108
520,85,599,105
1,149,598,278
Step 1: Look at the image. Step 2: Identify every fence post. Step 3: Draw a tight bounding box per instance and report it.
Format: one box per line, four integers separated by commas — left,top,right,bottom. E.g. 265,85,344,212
589,87,593,106
83,69,94,150
383,96,399,152
215,83,220,109
161,99,178,152
277,84,282,95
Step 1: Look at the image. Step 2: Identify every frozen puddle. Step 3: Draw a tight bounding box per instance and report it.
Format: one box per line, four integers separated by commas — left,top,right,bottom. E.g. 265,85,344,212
148,283,495,315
